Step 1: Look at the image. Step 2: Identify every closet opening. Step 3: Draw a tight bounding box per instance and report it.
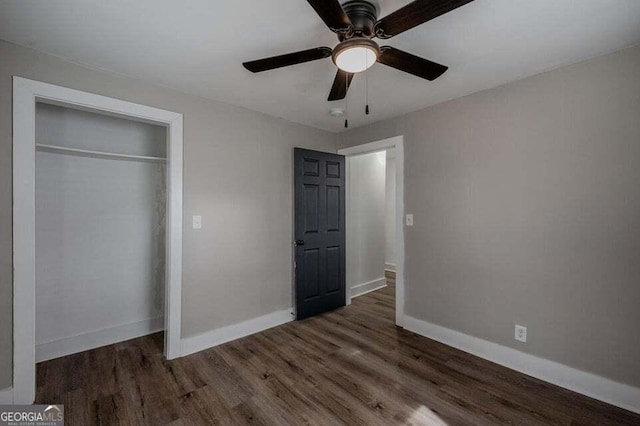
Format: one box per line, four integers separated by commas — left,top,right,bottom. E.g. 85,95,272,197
13,77,183,404
35,102,168,366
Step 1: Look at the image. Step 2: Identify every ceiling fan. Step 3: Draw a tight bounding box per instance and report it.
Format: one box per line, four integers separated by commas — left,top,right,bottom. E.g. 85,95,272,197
243,0,474,101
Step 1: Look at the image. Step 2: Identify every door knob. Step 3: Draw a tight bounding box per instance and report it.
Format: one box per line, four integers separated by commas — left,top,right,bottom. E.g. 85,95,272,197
295,240,305,246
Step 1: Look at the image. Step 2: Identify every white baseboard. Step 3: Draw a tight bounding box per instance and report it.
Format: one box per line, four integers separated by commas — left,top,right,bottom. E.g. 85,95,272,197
385,263,396,272
181,309,294,357
351,277,387,299
0,387,13,404
404,315,640,415
36,317,164,362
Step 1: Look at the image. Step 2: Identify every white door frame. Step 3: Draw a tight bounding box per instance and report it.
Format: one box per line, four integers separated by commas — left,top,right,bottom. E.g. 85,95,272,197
338,136,405,327
12,77,183,403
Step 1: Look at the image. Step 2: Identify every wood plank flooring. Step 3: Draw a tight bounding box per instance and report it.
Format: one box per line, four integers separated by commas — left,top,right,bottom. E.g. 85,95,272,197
36,276,640,425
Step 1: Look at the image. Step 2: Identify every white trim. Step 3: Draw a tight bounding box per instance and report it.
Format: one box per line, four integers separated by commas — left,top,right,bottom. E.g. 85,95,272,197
12,77,183,403
385,263,396,272
181,309,294,357
339,137,403,157
343,153,353,307
165,106,184,361
350,277,387,299
338,135,405,327
0,388,13,404
12,77,36,405
36,317,164,363
404,315,640,415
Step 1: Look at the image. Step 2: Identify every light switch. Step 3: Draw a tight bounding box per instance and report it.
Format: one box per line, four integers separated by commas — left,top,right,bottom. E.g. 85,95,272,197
405,214,414,226
192,215,202,229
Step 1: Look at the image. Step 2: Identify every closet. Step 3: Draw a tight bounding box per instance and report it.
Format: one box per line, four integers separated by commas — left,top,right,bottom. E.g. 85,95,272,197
34,102,167,362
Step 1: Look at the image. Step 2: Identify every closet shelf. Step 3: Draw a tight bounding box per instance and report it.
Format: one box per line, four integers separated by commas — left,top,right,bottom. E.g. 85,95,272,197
36,144,167,163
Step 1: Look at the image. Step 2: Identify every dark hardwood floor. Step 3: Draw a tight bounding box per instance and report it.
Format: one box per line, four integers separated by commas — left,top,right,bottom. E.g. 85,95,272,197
36,274,640,425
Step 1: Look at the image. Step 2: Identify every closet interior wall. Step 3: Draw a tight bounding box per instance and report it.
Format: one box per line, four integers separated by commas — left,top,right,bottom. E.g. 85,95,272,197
34,102,167,362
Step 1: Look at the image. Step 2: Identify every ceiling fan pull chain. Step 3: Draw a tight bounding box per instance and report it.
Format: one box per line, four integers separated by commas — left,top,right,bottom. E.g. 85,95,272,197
345,73,349,128
365,71,370,115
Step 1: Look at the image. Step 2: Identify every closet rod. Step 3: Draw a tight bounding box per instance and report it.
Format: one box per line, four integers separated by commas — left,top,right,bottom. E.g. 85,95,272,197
36,144,167,163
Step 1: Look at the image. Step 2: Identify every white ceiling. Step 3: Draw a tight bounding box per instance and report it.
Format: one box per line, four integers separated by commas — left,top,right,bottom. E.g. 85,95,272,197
1,0,639,132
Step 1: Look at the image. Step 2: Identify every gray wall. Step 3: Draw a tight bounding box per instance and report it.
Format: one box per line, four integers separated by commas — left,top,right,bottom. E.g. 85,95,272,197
346,151,386,290
0,40,335,389
338,45,640,388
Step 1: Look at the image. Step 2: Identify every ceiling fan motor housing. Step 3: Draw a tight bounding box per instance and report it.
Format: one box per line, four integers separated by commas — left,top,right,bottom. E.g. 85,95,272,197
340,1,379,39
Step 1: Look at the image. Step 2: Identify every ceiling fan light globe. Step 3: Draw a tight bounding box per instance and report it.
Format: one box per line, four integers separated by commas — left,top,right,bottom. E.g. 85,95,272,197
332,39,380,74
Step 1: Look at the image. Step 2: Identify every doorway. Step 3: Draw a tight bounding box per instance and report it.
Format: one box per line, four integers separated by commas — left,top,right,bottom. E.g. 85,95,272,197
338,136,405,326
12,77,183,404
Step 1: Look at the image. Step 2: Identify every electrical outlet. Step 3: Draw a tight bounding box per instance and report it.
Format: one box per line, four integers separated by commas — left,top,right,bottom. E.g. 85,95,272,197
192,215,202,229
405,214,414,226
515,325,527,343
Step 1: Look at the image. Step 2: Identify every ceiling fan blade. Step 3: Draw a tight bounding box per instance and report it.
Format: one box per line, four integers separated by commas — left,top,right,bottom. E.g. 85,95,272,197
375,0,474,38
378,47,448,81
243,47,332,73
328,70,354,101
306,0,352,32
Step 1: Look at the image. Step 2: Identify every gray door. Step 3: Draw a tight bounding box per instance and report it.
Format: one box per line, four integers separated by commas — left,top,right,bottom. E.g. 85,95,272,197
294,148,346,320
